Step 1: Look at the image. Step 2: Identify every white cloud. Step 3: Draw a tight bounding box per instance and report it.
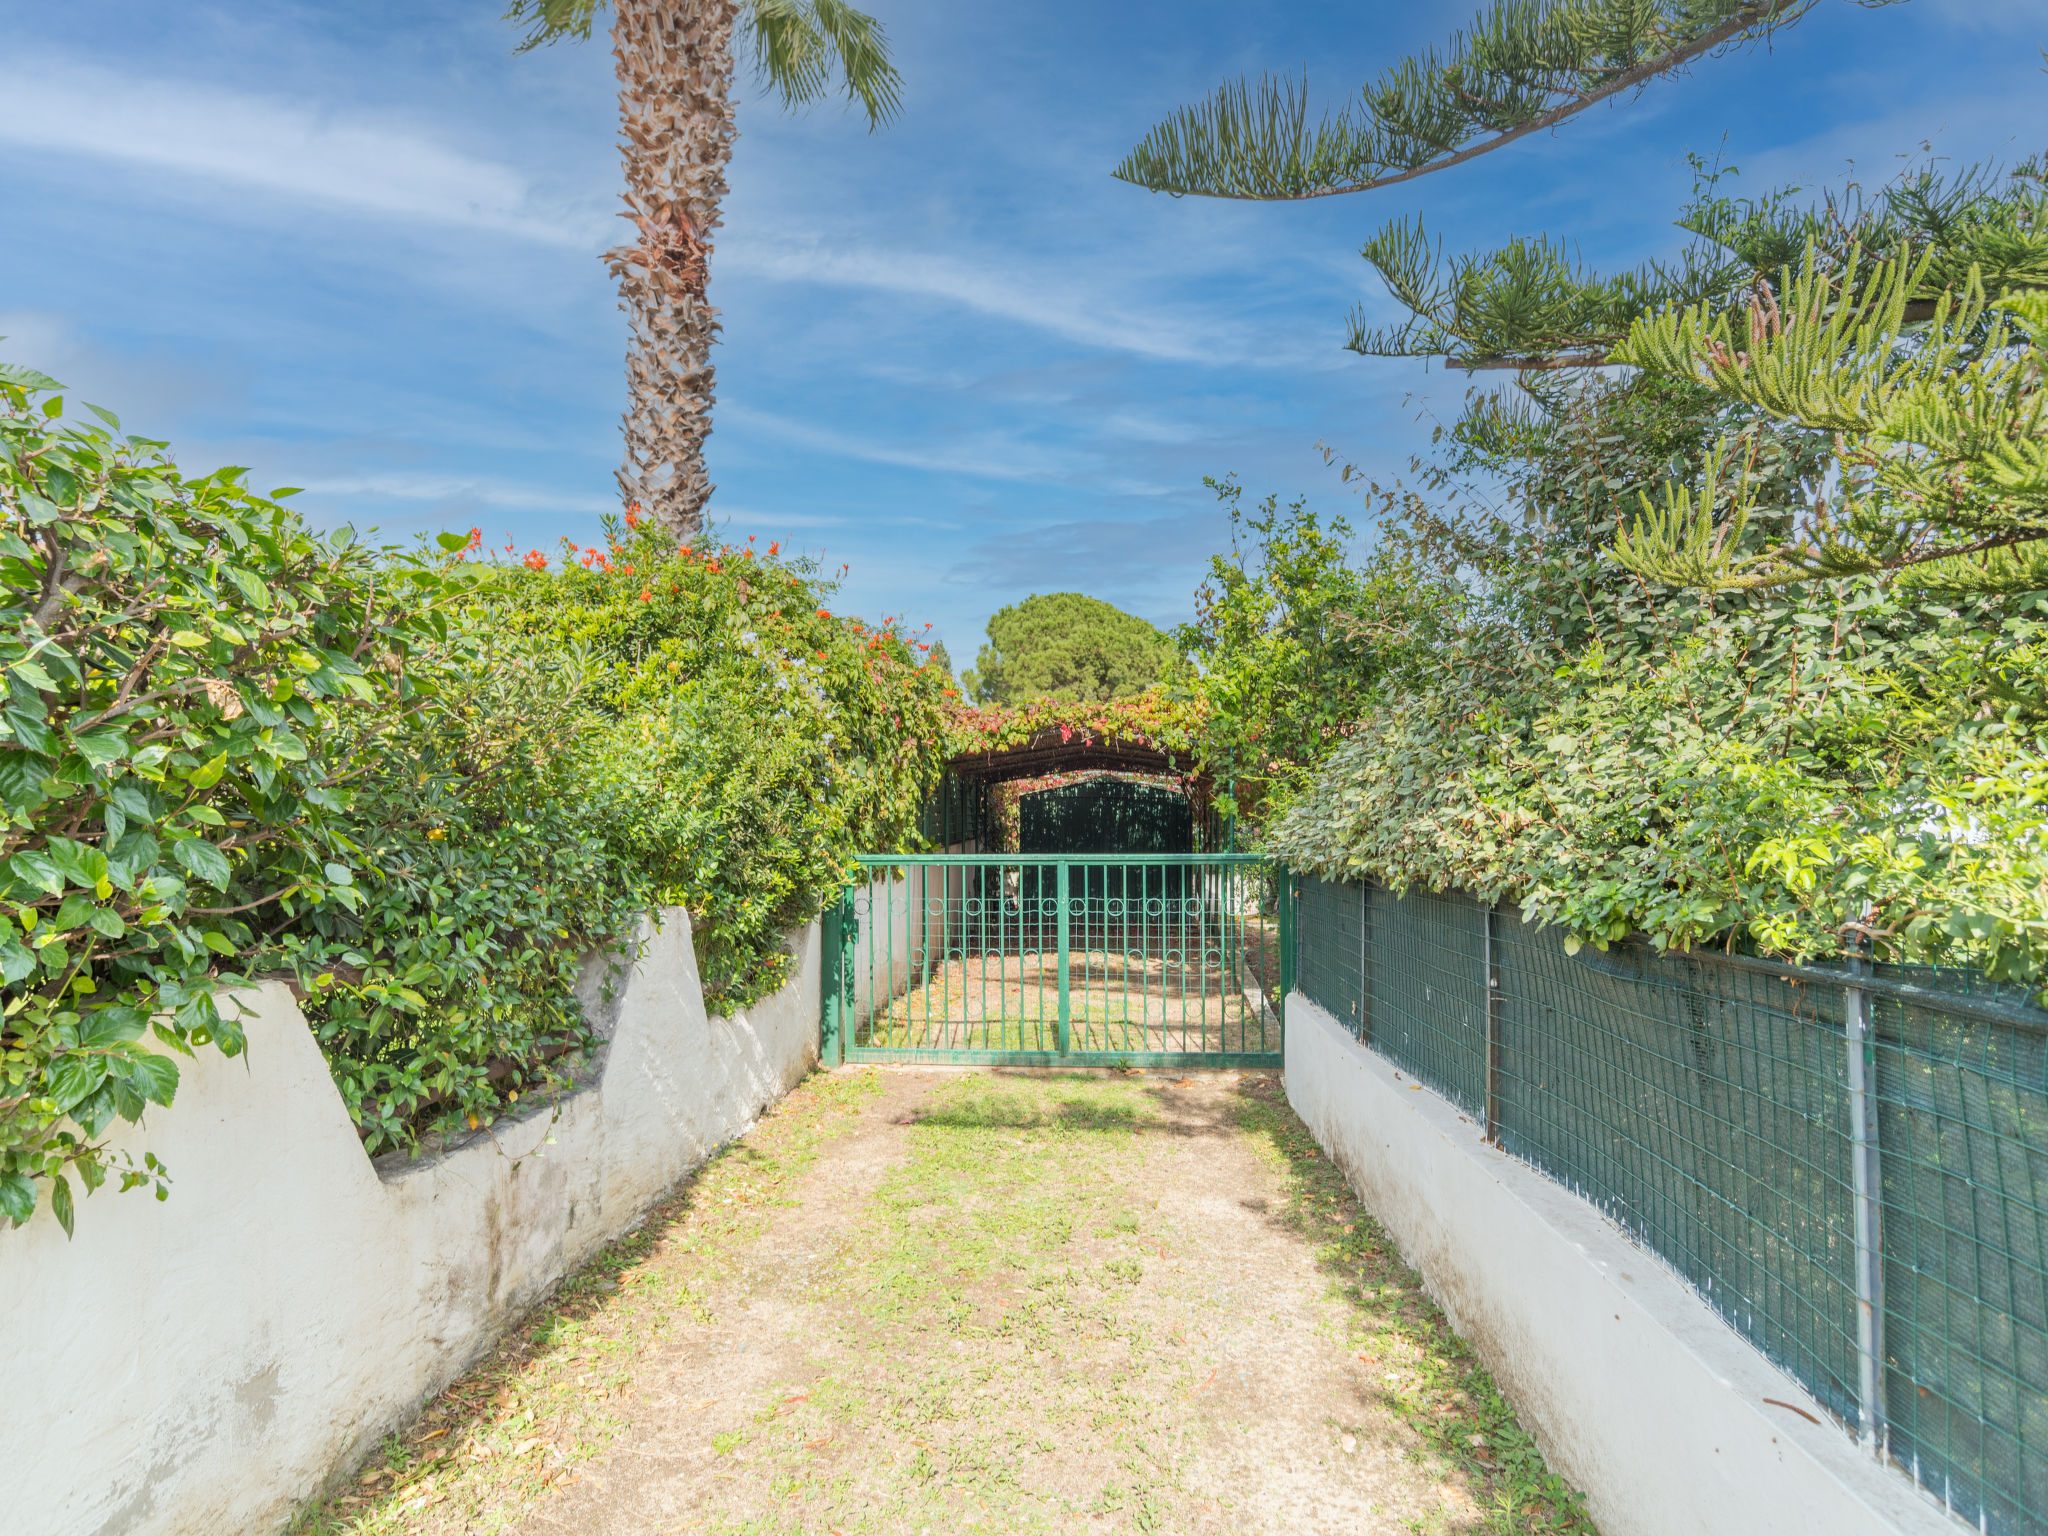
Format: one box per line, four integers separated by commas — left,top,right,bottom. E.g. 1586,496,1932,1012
723,401,1079,483
0,56,603,246
720,233,1270,366
302,473,615,515
723,402,1176,496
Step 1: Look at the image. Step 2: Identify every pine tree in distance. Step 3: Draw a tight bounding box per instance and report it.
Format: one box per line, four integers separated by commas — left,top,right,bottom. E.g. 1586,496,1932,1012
506,0,902,538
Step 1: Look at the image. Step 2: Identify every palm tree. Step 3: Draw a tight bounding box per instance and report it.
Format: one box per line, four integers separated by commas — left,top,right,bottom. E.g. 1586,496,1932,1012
507,1,901,537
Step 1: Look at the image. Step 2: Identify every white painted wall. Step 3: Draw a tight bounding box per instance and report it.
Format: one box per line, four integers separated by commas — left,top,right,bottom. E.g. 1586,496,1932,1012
1284,994,1958,1536
0,909,820,1536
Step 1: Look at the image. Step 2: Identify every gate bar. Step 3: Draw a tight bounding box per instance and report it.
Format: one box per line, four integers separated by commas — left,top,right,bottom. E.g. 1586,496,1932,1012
1055,861,1071,1056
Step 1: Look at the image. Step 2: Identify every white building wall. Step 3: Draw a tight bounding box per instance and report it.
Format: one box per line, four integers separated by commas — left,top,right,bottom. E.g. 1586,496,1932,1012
0,909,820,1536
1284,993,1958,1536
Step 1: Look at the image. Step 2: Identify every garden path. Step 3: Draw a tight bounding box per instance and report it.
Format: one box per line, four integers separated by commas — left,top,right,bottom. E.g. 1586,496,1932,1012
302,1069,1591,1536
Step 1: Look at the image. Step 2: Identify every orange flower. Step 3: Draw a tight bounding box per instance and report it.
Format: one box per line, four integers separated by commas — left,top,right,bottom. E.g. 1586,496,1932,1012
581,550,596,567
816,608,830,619
625,508,641,528
768,541,780,556
638,589,653,602
621,563,634,575
523,550,547,571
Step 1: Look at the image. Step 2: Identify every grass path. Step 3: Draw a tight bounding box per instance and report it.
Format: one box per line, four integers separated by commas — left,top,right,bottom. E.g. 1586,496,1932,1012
295,1068,1594,1536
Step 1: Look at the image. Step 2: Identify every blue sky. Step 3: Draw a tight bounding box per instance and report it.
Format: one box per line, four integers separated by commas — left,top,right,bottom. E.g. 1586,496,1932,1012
0,0,2040,659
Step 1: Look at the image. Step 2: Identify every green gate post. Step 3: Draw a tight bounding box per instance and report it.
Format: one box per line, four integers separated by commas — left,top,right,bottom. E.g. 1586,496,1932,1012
1277,869,1296,1021
820,891,846,1066
1056,860,1071,1057
820,898,840,1066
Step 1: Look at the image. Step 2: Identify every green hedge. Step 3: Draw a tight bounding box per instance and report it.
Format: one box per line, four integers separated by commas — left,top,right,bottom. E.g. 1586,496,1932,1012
0,374,945,1231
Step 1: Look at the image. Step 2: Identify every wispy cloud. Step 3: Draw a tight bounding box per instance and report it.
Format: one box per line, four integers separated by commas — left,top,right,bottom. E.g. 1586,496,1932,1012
303,473,615,515
724,402,1182,496
0,55,602,246
720,233,1265,366
725,402,1083,484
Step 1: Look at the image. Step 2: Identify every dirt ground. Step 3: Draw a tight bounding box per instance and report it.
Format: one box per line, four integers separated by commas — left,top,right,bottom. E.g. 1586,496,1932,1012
298,1068,1593,1536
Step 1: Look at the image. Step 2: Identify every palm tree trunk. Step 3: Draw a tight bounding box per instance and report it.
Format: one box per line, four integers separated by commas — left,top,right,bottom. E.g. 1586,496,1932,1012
608,0,739,539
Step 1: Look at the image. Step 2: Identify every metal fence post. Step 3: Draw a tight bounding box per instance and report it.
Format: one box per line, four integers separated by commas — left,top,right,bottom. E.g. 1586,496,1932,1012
1277,872,1295,1017
1358,883,1371,1044
1483,902,1503,1144
1055,861,1071,1057
1843,924,1887,1459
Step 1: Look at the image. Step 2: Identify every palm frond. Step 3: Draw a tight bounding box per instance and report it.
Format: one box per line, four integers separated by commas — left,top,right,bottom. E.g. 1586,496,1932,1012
746,0,902,127
506,0,902,128
503,0,600,52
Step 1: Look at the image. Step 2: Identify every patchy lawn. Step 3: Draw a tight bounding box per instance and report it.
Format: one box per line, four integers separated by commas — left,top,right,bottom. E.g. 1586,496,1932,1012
295,1068,1592,1535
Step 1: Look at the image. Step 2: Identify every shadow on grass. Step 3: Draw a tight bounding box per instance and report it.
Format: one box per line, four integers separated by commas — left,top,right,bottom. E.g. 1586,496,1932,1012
1228,1075,1600,1535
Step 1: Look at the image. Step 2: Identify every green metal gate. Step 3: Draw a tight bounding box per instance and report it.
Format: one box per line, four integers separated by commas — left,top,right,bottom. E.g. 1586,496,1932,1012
822,854,1288,1067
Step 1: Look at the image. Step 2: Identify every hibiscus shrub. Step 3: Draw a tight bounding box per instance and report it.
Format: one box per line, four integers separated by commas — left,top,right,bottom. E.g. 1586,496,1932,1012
486,519,950,1011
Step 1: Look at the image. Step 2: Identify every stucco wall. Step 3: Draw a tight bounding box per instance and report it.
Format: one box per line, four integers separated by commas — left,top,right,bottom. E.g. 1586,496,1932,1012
0,909,820,1536
1284,993,1957,1536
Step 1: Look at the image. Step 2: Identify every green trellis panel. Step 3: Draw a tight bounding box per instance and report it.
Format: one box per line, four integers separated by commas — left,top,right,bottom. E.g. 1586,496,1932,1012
1291,873,2048,1536
833,854,1284,1069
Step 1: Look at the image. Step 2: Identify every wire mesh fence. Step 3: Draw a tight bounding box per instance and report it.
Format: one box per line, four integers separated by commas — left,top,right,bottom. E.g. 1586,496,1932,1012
1292,874,2048,1535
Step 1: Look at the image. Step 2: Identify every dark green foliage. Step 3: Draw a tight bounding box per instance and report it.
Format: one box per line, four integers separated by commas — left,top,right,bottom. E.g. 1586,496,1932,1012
1357,149,2048,373
484,523,948,1014
1267,370,2048,986
0,369,457,1224
271,634,652,1156
1176,477,1465,826
1115,1,1868,202
963,592,1174,706
0,377,950,1218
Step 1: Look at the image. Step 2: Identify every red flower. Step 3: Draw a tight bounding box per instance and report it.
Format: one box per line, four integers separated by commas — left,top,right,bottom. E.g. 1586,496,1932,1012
581,550,596,567
465,526,482,549
625,508,641,528
523,550,547,571
816,608,830,620
638,589,653,602
768,541,780,556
